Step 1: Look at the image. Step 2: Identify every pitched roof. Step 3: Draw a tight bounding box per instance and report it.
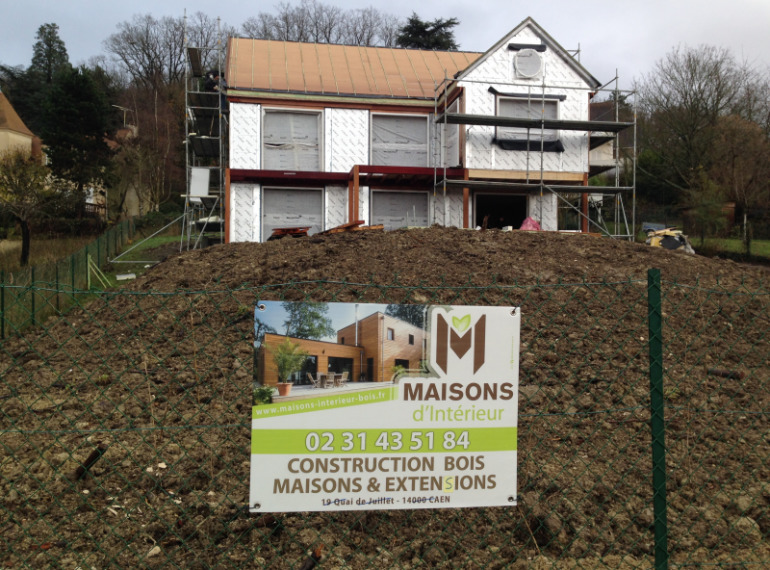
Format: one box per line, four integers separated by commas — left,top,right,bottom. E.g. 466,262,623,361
0,91,34,137
456,17,601,89
226,38,481,100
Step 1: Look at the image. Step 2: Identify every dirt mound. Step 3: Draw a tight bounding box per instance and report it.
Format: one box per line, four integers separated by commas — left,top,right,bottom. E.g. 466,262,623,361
136,227,768,291
2,228,768,568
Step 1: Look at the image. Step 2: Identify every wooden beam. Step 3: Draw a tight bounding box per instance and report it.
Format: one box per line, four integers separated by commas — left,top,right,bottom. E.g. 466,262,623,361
349,165,360,224
463,171,470,229
467,169,585,182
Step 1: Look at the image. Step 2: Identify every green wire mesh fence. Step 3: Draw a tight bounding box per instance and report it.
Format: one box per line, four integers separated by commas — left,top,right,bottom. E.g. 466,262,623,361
0,273,767,568
0,218,135,336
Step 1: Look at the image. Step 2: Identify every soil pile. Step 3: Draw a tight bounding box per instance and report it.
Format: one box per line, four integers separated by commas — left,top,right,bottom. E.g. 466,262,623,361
2,227,768,568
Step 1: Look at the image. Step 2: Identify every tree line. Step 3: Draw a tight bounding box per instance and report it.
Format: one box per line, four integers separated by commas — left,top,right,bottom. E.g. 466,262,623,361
0,6,458,265
633,45,770,253
1,2,768,265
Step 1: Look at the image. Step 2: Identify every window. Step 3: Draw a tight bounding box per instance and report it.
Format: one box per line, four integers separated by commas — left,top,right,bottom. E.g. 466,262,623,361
387,328,395,341
340,337,345,345
408,334,415,345
371,114,428,167
497,97,558,142
263,110,321,170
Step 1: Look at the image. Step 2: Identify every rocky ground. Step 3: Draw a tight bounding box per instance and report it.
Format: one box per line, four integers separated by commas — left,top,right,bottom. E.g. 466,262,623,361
1,227,768,568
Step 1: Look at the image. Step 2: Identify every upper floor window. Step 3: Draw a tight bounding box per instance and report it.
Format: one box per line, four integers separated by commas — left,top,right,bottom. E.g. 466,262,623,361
497,97,558,141
263,109,321,170
371,114,428,167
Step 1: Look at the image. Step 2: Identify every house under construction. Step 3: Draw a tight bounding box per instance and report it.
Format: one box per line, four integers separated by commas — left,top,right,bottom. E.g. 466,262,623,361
186,16,634,244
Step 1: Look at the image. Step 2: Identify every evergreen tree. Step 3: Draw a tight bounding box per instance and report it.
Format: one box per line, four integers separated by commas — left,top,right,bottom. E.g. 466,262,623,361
396,13,459,50
41,66,115,193
30,23,70,84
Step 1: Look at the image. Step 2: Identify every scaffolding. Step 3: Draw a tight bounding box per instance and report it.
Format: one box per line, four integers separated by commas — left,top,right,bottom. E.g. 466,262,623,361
433,73,636,239
182,16,227,250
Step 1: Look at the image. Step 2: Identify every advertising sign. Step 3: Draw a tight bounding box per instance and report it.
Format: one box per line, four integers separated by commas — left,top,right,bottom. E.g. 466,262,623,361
250,302,519,512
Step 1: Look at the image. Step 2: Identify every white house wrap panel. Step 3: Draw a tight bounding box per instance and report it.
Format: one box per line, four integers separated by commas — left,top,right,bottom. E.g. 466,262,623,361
433,189,464,228
326,185,347,228
229,184,259,242
229,103,260,170
325,109,368,172
529,193,558,230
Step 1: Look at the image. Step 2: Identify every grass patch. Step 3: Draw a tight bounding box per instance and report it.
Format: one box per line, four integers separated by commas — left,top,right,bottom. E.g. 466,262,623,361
693,237,770,264
103,234,183,285
0,236,95,273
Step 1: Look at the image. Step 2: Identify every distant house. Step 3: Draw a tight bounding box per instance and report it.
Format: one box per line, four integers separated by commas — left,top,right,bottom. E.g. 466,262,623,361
223,17,631,241
257,312,426,386
0,89,40,159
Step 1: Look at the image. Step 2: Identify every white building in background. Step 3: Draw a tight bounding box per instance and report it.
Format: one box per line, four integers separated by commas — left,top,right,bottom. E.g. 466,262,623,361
220,17,631,242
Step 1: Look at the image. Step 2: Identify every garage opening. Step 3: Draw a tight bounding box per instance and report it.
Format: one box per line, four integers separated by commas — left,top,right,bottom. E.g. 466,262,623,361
474,194,528,229
262,188,323,241
371,191,429,230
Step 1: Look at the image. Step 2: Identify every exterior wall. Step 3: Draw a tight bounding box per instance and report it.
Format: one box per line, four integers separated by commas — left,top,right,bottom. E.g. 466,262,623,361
325,109,368,172
326,185,347,228
337,313,426,383
0,130,33,154
529,192,558,230
258,334,363,387
230,103,260,170
459,27,591,175
229,183,259,242
433,188,464,228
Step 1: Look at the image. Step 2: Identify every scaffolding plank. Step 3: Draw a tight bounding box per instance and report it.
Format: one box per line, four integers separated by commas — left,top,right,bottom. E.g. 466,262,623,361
436,179,632,193
435,112,633,133
187,47,204,77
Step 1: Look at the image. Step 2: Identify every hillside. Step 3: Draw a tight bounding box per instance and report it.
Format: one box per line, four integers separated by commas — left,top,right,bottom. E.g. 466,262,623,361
2,227,768,568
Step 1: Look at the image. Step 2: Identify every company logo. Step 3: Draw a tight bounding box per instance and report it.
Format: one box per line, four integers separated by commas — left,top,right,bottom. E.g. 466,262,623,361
434,312,486,374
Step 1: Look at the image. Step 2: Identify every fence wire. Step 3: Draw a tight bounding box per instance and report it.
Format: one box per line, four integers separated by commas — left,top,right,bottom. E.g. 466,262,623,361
0,275,767,569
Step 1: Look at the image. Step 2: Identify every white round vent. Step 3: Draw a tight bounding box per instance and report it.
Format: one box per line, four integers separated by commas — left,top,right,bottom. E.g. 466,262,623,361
514,49,543,78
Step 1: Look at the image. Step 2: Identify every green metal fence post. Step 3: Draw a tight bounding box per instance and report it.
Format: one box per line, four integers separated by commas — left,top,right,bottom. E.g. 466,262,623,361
55,264,60,313
30,266,36,327
647,268,669,569
71,253,76,294
1,270,4,340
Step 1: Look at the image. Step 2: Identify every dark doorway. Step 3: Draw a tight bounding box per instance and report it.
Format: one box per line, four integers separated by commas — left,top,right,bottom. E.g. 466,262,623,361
297,356,318,385
475,194,528,229
367,358,374,382
328,357,353,377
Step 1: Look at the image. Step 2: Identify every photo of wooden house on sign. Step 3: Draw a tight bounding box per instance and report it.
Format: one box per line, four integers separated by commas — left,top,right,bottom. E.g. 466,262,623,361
255,302,427,387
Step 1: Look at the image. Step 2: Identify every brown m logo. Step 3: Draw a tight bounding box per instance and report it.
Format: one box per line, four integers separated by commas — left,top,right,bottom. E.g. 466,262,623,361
435,314,486,374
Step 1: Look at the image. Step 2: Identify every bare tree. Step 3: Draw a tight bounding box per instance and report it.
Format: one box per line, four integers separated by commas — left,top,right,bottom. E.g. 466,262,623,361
708,115,770,254
305,0,346,44
104,14,186,90
241,13,278,40
344,8,382,47
636,45,747,192
240,2,400,47
185,12,237,72
377,14,402,48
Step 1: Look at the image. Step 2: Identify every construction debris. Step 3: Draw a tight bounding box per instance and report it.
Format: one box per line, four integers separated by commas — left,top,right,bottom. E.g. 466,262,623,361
645,227,695,254
319,220,384,235
267,227,312,240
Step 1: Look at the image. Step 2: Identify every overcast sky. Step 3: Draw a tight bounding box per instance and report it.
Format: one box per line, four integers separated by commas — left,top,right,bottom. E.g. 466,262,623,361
3,0,769,91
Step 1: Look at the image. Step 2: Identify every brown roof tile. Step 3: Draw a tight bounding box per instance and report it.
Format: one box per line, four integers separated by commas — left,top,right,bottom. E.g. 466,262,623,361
226,39,481,99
